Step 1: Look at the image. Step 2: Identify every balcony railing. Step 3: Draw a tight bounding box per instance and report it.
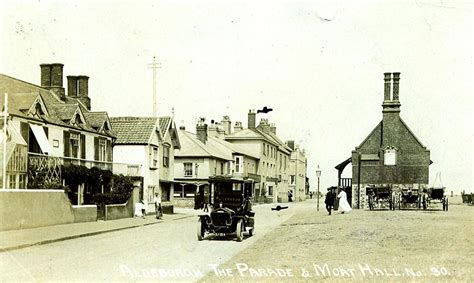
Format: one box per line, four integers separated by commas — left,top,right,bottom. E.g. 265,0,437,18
28,153,142,177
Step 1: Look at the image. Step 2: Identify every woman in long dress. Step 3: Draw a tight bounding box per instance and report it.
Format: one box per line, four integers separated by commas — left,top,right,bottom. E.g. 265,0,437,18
337,188,352,213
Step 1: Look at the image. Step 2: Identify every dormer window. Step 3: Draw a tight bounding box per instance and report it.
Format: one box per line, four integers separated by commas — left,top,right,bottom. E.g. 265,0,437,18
74,114,82,125
28,97,48,118
35,103,45,116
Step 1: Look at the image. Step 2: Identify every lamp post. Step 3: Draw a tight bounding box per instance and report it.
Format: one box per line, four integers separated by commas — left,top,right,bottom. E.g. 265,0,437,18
316,165,321,211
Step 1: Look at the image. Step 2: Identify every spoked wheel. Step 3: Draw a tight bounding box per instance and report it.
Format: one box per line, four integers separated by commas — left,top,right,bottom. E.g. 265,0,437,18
236,219,244,242
197,219,205,241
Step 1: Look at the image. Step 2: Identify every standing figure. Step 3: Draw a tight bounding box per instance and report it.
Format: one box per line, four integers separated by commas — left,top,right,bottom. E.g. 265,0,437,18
288,190,293,202
337,188,352,214
324,188,335,215
203,191,209,212
141,199,147,218
154,193,162,219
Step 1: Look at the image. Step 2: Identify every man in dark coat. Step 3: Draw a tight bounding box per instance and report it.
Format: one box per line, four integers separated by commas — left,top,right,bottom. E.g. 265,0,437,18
324,188,335,215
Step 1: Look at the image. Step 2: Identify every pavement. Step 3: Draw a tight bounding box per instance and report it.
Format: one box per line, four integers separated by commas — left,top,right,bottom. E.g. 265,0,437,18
0,208,199,253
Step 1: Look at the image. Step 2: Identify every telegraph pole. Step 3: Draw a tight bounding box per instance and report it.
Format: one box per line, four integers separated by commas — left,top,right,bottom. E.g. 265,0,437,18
148,56,161,116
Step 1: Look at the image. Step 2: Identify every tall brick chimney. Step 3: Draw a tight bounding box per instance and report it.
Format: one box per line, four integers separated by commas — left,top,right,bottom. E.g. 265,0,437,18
392,72,400,101
196,118,208,144
221,116,231,135
234,121,243,132
270,123,276,135
258,118,270,133
40,63,65,100
382,72,401,115
248,109,256,129
382,72,402,146
384,72,391,101
67,75,91,110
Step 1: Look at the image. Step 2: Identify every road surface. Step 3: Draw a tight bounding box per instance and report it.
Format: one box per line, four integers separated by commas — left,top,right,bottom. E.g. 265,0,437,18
0,202,306,281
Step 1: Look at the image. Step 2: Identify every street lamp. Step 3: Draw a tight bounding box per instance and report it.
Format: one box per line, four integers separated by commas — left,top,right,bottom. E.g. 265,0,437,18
316,165,321,211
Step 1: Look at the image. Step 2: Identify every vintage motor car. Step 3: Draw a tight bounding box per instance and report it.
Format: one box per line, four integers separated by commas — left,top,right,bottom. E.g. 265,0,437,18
196,176,255,242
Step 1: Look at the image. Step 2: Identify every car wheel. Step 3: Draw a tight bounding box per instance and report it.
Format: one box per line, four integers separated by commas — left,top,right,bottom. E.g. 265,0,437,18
236,219,243,242
197,219,205,241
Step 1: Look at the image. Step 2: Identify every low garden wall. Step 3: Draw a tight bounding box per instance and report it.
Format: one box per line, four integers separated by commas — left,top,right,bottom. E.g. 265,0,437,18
0,190,97,231
105,200,133,221
72,205,97,223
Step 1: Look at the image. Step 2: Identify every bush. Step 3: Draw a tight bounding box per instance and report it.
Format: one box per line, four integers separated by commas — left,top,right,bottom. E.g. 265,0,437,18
92,174,134,205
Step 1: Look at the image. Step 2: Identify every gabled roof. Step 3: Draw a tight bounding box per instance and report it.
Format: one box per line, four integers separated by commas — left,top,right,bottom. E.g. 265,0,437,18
159,116,181,149
159,117,171,137
110,116,180,148
176,130,259,161
357,118,427,149
175,130,233,160
110,117,159,145
83,111,112,133
0,74,113,137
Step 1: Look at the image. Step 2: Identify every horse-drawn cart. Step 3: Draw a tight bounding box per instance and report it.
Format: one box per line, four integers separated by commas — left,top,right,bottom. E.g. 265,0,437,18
399,188,421,210
422,187,448,211
366,186,396,210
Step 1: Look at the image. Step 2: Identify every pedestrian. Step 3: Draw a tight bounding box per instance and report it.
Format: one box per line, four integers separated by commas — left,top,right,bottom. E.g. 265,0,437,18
324,188,335,215
154,193,162,219
203,192,209,212
337,188,352,214
141,199,147,218
288,190,293,202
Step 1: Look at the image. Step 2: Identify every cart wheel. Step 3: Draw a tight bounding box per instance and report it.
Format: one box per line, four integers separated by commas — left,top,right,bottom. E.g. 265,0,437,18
236,219,243,242
197,219,205,241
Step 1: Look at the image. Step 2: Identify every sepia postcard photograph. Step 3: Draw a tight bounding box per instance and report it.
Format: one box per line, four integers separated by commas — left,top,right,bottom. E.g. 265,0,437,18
0,0,472,282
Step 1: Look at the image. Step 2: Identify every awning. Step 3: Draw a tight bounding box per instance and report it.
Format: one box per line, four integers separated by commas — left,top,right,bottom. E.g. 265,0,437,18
30,124,53,155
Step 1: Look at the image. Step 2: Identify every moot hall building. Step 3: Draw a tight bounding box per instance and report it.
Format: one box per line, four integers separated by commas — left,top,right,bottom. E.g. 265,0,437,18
336,73,431,209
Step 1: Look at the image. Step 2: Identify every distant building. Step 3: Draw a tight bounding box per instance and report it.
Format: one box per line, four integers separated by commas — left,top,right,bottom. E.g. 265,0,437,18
225,110,292,203
110,116,180,211
173,119,259,207
336,73,431,209
286,141,308,202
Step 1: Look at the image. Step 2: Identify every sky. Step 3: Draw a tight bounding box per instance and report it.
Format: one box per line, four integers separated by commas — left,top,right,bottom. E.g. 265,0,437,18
0,0,472,193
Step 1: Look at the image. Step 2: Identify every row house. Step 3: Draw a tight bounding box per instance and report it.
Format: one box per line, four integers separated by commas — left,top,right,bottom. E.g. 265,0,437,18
225,110,292,203
0,64,114,195
110,116,180,212
287,141,308,202
173,118,259,207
